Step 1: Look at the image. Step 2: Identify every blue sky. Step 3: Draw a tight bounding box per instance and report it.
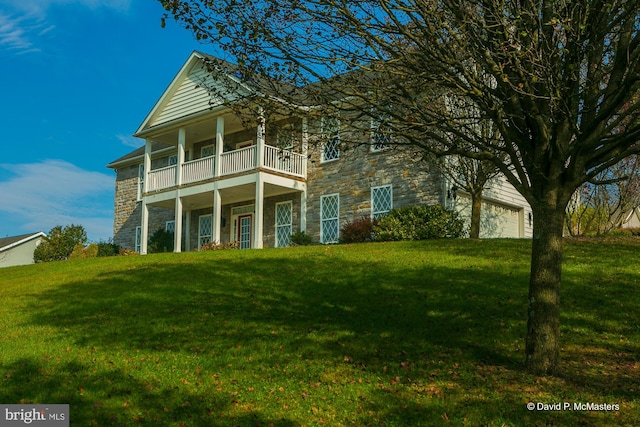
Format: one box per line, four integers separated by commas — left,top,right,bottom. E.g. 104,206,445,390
0,0,213,241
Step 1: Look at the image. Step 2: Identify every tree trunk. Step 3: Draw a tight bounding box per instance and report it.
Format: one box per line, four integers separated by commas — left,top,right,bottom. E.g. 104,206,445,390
469,191,482,239
525,203,566,375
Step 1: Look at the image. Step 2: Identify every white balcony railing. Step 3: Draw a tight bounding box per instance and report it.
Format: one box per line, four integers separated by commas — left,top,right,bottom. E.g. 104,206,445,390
220,145,257,175
147,165,177,192
145,144,305,193
182,156,214,184
263,145,306,178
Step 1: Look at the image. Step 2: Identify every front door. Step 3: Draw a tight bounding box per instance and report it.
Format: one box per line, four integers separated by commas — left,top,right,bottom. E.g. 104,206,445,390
237,214,252,249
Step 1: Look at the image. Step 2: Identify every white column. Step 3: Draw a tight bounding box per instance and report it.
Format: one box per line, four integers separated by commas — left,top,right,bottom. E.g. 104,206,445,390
300,187,307,233
212,187,221,243
215,116,224,177
177,128,186,186
174,196,183,253
256,107,265,168
143,139,152,193
140,201,149,255
301,117,309,177
185,210,191,251
254,174,264,248
140,140,152,255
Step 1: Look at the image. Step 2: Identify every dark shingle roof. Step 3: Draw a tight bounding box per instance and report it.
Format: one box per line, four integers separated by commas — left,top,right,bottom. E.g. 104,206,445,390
0,232,45,252
106,141,175,169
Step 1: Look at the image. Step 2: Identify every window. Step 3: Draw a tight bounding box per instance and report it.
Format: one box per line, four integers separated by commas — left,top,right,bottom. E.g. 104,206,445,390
321,117,340,162
371,185,393,219
275,201,292,247
165,221,175,233
135,226,142,253
137,164,144,200
201,145,214,158
371,119,392,152
198,214,212,249
320,194,340,243
168,155,178,166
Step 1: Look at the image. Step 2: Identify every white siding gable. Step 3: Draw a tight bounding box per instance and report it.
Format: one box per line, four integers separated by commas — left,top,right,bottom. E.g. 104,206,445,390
136,52,248,135
151,63,220,127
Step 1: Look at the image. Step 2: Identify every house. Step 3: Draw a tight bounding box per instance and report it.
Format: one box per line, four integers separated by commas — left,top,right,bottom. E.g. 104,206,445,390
107,51,532,252
0,232,46,268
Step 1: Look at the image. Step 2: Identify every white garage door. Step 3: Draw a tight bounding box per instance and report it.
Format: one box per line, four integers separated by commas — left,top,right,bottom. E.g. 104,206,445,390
480,200,522,238
456,196,523,238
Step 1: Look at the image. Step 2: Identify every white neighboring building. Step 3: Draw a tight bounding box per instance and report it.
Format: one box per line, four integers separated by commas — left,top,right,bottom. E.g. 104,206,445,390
0,232,46,268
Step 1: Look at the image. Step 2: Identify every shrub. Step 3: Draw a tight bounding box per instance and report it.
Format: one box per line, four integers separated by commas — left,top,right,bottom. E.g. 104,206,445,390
148,229,174,253
34,224,88,262
68,243,86,260
97,240,120,257
200,241,240,251
119,248,138,256
374,205,465,241
69,243,100,260
290,231,313,246
340,216,376,243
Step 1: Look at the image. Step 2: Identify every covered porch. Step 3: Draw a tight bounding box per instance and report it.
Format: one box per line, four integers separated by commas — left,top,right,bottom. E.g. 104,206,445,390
140,171,307,253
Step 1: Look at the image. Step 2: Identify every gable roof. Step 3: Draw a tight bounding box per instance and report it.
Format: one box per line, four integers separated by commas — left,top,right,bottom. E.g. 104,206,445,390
0,232,46,253
134,51,254,138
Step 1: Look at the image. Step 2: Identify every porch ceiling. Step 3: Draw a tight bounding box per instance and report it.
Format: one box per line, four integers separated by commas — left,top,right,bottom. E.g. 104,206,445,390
150,182,300,211
150,113,245,145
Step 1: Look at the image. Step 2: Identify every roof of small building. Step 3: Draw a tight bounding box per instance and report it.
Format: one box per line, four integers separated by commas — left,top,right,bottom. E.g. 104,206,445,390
0,232,46,252
106,141,174,169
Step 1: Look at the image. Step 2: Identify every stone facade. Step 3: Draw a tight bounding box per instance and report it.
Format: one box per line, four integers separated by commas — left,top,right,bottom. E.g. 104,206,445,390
111,123,443,250
113,162,175,250
304,143,443,243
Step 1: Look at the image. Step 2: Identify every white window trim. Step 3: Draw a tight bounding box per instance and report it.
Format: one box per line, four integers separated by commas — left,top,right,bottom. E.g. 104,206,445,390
201,144,214,158
321,117,340,163
165,221,175,233
370,119,392,153
135,226,142,253
320,193,340,244
371,185,393,220
275,201,293,248
137,163,144,201
198,214,213,249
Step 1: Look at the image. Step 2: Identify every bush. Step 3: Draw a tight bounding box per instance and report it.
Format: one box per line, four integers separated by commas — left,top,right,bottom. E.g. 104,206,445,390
69,243,99,260
374,205,465,241
290,231,313,246
97,240,120,257
34,224,88,262
148,229,174,253
200,241,240,251
340,216,376,243
119,248,138,256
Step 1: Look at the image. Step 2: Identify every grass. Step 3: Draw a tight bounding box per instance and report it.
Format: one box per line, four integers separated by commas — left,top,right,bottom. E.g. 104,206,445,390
0,238,638,426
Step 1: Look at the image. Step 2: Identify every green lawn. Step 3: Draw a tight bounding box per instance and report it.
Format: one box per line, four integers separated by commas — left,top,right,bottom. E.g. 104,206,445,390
0,239,638,426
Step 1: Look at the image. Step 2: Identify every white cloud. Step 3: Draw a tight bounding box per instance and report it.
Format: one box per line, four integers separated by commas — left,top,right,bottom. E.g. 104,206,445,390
117,134,144,148
0,0,131,54
0,13,41,54
0,160,114,241
2,0,132,16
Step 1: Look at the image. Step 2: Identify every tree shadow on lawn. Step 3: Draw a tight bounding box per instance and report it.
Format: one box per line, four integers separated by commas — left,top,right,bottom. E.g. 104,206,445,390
0,358,298,426
14,249,639,425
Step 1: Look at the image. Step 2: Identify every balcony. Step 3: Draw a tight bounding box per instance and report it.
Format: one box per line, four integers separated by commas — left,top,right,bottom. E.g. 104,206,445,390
146,144,307,192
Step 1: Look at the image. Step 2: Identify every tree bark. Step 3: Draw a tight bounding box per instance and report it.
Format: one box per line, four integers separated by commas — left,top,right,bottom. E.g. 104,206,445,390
469,191,482,239
525,203,566,375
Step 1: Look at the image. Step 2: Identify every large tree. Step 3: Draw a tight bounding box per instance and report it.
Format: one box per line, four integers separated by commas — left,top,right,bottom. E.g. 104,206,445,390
160,0,640,374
